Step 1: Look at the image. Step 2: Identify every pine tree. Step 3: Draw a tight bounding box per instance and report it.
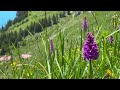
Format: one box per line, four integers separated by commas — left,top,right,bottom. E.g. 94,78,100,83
4,20,13,31
52,15,57,24
56,14,59,23
67,11,71,15
59,12,63,18
63,11,66,17
48,16,53,26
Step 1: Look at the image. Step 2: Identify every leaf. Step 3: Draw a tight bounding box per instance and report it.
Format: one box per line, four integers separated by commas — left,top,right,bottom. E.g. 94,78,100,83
82,62,89,78
105,29,120,38
95,24,102,40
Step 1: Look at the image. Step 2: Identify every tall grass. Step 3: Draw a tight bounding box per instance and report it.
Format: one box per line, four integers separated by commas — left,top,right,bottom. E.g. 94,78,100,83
0,11,120,79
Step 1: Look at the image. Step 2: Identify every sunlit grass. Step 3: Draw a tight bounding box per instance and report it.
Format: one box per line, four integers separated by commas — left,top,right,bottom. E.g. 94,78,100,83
0,11,120,79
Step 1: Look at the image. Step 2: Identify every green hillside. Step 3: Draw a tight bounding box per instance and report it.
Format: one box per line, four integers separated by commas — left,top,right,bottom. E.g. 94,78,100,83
6,11,61,33
19,11,118,52
0,11,120,79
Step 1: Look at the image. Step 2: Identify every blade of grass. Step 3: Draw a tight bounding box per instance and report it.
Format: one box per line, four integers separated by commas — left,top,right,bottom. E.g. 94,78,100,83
55,50,64,79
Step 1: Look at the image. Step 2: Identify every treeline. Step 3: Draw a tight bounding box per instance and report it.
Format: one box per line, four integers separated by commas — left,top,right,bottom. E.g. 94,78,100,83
0,11,28,31
0,11,72,49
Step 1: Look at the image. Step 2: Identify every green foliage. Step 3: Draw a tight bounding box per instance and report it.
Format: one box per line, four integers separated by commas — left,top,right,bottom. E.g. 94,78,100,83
0,11,119,79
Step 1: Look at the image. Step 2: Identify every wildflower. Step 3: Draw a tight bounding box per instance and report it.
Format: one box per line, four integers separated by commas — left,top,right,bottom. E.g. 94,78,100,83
83,32,99,61
112,14,118,29
0,55,12,61
112,15,115,29
13,62,17,66
21,53,32,59
5,56,11,61
106,69,112,77
76,47,80,54
0,55,7,61
82,16,88,31
109,35,114,43
50,39,54,52
104,69,112,78
11,62,17,67
0,56,5,61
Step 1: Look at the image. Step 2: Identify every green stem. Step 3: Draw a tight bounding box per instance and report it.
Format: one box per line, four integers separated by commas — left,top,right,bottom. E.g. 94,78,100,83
89,60,93,79
110,42,113,65
80,29,83,61
84,31,86,40
45,11,48,35
91,12,99,30
62,36,64,72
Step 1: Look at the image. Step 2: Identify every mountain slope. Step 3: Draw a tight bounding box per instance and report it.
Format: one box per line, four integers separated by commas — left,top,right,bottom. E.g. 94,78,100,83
0,11,120,79
7,11,61,33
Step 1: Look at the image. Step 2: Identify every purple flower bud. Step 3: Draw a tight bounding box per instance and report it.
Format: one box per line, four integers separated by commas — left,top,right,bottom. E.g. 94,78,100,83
83,32,99,61
50,39,54,52
109,35,114,43
82,17,88,31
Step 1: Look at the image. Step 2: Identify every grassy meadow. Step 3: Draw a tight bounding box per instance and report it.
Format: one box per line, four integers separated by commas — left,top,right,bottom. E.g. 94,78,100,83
0,11,120,79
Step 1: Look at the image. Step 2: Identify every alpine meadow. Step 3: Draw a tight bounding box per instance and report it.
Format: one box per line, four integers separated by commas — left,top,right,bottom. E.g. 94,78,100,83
0,11,119,79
